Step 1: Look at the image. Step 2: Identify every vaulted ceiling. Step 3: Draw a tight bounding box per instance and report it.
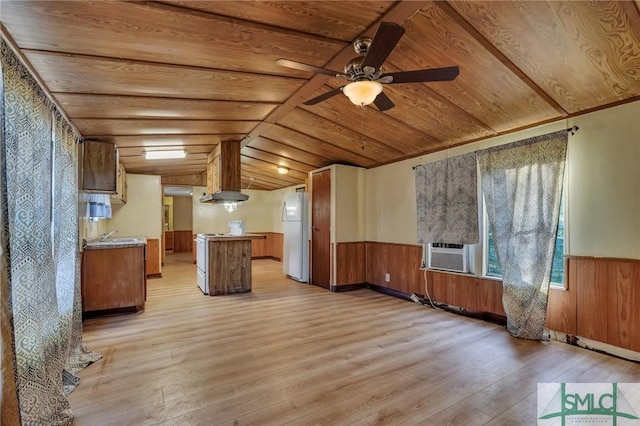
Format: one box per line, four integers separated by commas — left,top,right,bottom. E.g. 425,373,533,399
2,1,640,190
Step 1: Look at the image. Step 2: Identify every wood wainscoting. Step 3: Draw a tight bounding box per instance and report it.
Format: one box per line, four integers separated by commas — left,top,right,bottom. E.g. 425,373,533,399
252,234,269,258
335,242,366,287
365,242,505,315
173,230,194,253
251,232,283,261
427,272,506,317
547,256,640,353
269,232,283,261
146,238,161,278
365,241,640,354
366,242,423,295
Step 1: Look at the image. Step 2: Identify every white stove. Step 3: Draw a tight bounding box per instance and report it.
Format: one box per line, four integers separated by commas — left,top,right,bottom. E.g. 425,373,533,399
196,234,209,294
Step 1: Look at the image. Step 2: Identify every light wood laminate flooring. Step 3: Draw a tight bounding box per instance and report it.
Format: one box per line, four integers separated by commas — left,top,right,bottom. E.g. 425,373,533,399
69,253,640,425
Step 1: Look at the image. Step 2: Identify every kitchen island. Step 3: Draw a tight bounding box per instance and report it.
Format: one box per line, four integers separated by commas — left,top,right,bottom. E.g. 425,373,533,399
197,234,266,296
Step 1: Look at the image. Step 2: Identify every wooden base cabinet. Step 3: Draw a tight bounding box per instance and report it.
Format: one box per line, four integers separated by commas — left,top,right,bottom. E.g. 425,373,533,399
82,245,147,313
208,239,252,295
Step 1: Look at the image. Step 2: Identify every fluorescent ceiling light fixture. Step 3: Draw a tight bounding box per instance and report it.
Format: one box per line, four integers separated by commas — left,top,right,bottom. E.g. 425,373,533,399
343,80,383,106
277,166,289,175
144,150,186,160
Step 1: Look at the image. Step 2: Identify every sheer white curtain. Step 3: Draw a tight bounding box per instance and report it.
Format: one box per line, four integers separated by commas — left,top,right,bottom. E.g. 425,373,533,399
477,130,567,340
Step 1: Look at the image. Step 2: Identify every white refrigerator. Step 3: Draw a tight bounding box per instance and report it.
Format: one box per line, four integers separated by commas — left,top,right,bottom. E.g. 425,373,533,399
282,192,309,282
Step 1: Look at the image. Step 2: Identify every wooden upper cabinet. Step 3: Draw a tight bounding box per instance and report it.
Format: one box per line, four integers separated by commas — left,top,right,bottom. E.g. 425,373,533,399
111,162,127,204
82,140,118,193
206,140,241,194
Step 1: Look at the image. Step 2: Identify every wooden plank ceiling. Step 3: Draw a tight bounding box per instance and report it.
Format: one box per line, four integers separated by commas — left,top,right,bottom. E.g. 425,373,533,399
2,1,640,190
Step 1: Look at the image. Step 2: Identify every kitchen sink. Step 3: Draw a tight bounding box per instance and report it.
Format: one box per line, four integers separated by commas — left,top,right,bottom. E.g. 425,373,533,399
85,237,147,247
108,237,146,243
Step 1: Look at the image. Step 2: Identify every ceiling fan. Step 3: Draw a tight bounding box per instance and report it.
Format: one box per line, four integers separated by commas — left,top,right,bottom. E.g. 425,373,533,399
277,22,459,112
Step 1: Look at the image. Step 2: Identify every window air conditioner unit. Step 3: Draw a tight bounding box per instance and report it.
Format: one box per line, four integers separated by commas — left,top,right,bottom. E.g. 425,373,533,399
428,243,469,273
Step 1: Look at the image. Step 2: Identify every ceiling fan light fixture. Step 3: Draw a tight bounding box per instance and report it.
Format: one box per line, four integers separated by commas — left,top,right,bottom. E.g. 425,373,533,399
343,81,383,107
277,165,289,175
144,150,186,160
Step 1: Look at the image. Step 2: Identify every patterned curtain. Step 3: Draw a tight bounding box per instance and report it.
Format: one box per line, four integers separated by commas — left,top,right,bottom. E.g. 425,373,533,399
1,50,21,426
477,130,567,340
415,152,479,244
52,111,101,396
1,40,99,424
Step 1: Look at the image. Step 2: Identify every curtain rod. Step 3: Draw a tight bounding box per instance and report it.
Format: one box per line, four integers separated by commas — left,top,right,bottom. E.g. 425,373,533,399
566,125,579,135
413,126,580,169
1,23,83,141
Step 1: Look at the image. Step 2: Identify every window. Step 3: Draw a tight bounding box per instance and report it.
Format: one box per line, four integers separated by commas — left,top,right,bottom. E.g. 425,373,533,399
485,195,565,287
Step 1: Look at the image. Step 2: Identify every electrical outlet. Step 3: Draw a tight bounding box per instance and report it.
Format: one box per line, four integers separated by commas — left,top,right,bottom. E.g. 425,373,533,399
385,273,390,282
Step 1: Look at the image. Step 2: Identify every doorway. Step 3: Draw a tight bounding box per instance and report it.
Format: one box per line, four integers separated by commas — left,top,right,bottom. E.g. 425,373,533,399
163,186,194,259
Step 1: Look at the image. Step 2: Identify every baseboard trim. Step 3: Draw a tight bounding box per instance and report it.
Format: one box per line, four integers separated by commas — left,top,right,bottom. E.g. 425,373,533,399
83,306,142,319
252,256,282,262
366,283,412,300
330,283,367,292
367,283,507,326
147,273,162,279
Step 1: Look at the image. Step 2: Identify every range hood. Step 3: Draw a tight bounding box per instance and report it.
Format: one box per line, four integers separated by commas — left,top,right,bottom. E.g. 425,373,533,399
199,140,249,204
200,191,248,203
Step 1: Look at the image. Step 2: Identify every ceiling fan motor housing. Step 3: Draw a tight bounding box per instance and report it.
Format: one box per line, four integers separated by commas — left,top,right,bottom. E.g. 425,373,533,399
345,57,379,81
353,36,372,55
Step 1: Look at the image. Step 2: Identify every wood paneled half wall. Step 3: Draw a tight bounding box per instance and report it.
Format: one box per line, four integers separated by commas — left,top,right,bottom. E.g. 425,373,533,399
251,232,283,261
363,241,640,355
146,238,161,278
550,256,640,353
173,230,194,253
335,242,366,286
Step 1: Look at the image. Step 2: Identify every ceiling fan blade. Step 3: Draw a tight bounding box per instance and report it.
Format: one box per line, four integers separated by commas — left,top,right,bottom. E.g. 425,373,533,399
362,22,406,70
373,91,395,111
276,58,341,78
303,86,344,105
381,66,460,84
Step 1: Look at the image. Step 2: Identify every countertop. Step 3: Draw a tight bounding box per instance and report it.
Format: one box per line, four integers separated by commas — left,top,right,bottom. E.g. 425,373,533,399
83,237,147,250
201,233,266,242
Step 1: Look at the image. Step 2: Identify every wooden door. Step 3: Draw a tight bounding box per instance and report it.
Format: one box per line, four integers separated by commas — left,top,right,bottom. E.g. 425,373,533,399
311,170,331,289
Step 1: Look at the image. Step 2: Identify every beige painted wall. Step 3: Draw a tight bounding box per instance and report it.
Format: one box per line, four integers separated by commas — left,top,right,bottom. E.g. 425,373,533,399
173,196,193,231
365,100,640,259
334,165,366,243
79,215,106,242
567,102,640,258
192,186,299,234
108,174,162,240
